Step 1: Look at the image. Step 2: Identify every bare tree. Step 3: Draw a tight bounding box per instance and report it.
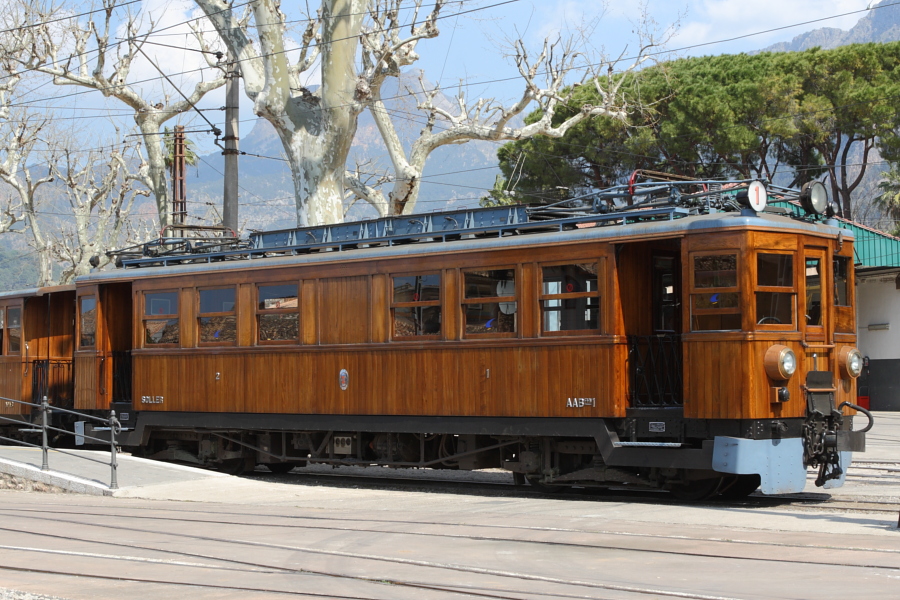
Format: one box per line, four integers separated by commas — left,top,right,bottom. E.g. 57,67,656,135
194,0,393,226
196,0,666,223
7,0,226,229
0,97,55,283
47,142,151,283
367,34,659,216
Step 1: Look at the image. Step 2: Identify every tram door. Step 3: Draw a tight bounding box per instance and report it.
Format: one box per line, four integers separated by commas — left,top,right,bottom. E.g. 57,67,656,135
619,243,684,409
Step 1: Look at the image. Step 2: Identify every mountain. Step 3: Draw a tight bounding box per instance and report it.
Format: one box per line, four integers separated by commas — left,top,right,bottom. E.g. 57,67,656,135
187,73,500,231
761,0,900,52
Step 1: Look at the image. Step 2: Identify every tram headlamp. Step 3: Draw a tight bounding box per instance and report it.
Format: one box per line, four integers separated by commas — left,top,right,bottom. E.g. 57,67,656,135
764,345,797,381
839,347,863,379
800,181,829,215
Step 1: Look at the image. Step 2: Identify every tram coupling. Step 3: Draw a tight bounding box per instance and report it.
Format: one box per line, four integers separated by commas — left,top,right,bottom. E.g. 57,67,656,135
801,371,873,487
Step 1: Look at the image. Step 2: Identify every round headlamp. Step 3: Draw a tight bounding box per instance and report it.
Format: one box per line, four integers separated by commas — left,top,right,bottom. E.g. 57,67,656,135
764,345,797,381
839,347,863,379
800,181,828,215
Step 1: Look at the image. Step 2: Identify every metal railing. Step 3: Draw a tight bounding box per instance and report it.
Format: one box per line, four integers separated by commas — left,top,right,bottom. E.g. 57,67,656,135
628,334,684,408
0,396,122,489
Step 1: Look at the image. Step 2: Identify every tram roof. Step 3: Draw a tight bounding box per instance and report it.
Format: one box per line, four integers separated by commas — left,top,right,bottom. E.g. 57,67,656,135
0,284,76,300
77,210,849,285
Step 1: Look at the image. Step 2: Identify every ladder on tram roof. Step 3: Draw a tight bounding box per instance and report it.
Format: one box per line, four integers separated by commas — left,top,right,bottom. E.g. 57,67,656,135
111,204,690,268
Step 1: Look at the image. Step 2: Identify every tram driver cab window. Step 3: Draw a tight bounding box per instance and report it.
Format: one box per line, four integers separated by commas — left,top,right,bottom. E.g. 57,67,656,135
755,253,795,328
690,253,741,331
462,269,517,335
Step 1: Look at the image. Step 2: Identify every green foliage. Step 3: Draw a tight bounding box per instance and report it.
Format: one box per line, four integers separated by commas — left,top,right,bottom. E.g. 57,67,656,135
875,165,900,236
497,43,900,216
163,127,200,168
479,174,518,207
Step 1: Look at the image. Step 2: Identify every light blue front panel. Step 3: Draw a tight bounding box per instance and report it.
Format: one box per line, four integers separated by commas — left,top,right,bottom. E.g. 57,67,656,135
822,451,852,489
712,437,808,494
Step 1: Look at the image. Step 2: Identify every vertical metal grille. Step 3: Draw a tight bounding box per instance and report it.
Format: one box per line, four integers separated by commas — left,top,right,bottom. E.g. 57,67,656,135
112,351,132,403
31,360,74,409
628,335,683,407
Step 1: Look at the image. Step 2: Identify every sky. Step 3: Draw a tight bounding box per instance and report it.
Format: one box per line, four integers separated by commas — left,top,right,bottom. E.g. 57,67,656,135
10,0,880,156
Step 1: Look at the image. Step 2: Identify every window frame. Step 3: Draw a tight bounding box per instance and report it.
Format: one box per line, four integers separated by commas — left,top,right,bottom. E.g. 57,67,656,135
390,272,442,341
0,305,5,356
255,281,300,345
688,250,742,332
78,294,98,349
141,289,181,348
4,303,23,356
754,250,797,332
802,249,827,331
461,266,519,339
538,260,601,337
197,286,238,346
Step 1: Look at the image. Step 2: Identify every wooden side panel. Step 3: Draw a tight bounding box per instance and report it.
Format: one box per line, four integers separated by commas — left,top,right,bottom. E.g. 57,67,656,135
684,338,810,420
319,277,370,344
74,356,99,410
49,291,76,359
0,357,24,414
131,342,618,418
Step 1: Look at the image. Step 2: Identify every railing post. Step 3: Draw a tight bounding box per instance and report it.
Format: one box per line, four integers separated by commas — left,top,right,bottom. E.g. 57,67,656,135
41,396,49,471
109,409,120,490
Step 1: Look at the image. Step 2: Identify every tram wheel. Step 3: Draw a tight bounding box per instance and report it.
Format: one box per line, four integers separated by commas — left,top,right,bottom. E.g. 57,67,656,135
220,457,254,476
718,474,761,500
526,476,563,493
265,463,296,474
670,477,723,501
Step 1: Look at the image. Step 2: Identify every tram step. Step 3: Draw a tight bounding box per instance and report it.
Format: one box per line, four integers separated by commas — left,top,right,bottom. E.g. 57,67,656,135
615,441,683,448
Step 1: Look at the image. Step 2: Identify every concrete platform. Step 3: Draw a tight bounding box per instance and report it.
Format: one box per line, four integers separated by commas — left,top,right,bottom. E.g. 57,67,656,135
0,447,228,495
0,411,897,503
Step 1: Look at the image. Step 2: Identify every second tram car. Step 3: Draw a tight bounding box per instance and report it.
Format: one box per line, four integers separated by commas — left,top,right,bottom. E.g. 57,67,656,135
0,178,871,499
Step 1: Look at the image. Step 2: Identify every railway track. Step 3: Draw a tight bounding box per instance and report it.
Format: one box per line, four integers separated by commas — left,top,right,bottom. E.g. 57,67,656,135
0,496,897,600
240,463,900,515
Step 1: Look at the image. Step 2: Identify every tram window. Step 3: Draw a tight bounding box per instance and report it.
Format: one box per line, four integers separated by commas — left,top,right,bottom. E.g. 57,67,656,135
144,291,179,345
257,284,299,343
757,254,793,287
199,288,237,344
755,254,795,327
756,293,794,325
691,313,742,331
805,259,822,326
693,255,737,288
463,269,516,335
834,256,850,306
80,296,97,348
540,263,600,333
392,274,441,338
690,253,741,331
0,308,4,355
7,307,21,355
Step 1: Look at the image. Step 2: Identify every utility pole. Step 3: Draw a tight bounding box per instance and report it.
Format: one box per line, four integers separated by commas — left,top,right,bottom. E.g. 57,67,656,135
223,57,240,234
172,125,187,232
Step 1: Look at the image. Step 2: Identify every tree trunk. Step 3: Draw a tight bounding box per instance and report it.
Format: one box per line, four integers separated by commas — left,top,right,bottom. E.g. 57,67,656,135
138,118,170,231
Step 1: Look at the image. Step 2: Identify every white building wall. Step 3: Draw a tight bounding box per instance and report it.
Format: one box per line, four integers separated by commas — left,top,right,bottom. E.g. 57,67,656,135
856,275,900,360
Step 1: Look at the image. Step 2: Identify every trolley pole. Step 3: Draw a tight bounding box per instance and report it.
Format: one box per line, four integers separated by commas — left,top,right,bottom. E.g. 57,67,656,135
41,396,49,471
223,55,240,234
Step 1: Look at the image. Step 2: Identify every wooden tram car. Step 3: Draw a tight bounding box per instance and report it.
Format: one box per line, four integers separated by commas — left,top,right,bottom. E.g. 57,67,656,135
0,178,871,499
